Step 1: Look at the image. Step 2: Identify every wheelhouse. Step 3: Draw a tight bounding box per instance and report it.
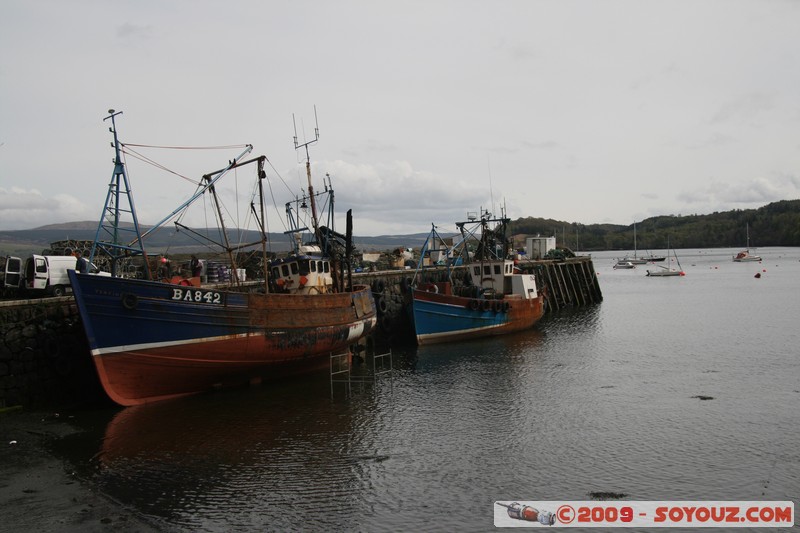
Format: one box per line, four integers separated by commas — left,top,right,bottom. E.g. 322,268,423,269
270,254,333,294
467,259,537,300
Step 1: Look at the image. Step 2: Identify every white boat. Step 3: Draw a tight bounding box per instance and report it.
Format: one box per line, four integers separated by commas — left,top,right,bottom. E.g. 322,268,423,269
618,221,665,264
618,222,648,264
613,260,636,269
646,242,684,277
732,223,762,262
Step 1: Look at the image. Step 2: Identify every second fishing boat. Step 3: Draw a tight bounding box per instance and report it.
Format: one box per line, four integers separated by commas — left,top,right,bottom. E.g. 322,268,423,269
410,209,545,345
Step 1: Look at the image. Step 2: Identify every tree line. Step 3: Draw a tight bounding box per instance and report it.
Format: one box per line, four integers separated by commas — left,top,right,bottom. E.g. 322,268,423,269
510,199,800,251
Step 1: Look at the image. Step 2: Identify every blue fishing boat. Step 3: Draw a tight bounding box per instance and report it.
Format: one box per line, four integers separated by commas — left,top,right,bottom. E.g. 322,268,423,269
410,210,545,345
69,110,377,406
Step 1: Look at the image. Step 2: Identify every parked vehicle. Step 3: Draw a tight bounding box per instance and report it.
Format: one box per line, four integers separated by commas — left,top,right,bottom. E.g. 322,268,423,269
3,254,108,296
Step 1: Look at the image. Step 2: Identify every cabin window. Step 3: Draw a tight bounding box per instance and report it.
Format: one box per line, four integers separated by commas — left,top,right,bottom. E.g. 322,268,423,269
506,264,512,274
483,265,491,276
299,260,310,275
271,267,280,278
323,261,330,273
36,259,47,273
494,265,501,275
310,261,317,272
473,266,480,276
318,261,324,272
281,264,290,277
290,262,299,275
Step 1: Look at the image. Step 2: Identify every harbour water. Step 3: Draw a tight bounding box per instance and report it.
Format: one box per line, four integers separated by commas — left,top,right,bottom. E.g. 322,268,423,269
52,247,799,531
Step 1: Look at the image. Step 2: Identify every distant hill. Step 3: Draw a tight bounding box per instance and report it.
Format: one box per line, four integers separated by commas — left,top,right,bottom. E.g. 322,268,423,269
0,222,434,256
509,199,800,250
2,199,799,255
33,221,108,231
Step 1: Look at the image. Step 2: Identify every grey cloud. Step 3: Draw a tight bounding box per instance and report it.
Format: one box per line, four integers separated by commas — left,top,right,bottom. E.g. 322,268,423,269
709,93,774,125
116,22,153,40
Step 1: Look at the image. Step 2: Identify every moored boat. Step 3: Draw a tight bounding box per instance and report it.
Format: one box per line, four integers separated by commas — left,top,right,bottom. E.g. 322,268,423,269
618,222,665,263
646,239,685,277
733,250,762,262
732,223,762,262
69,272,376,405
410,210,545,345
69,110,377,406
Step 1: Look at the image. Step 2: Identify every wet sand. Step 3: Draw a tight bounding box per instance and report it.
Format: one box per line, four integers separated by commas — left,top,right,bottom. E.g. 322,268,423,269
0,408,166,532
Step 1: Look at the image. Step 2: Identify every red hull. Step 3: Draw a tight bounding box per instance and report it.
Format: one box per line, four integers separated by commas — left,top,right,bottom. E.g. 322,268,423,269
94,331,359,405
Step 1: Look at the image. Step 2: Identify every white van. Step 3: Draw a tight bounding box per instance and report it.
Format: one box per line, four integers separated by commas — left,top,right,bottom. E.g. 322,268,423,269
3,254,107,297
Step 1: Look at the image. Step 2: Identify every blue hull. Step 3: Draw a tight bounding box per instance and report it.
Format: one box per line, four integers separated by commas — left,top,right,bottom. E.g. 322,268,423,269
411,289,544,345
68,271,377,405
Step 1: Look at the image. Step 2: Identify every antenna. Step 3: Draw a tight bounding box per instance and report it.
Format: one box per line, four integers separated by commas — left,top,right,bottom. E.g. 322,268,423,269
293,105,320,153
488,154,496,219
292,106,321,242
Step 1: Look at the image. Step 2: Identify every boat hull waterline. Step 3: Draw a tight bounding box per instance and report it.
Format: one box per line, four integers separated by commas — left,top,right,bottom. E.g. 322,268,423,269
69,271,377,406
412,289,545,345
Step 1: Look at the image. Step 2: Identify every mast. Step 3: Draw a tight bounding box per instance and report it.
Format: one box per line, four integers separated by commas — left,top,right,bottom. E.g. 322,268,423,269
293,107,321,244
205,172,238,284
90,109,151,279
746,222,751,251
256,158,269,293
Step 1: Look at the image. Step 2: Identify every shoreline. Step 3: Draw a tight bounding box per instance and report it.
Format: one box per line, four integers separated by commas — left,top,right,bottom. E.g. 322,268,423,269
0,408,166,532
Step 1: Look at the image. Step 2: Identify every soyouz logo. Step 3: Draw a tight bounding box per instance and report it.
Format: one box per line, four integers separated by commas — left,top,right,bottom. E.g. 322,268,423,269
494,501,794,528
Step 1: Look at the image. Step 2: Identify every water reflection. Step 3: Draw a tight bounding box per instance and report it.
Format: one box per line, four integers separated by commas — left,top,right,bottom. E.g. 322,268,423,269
92,374,391,531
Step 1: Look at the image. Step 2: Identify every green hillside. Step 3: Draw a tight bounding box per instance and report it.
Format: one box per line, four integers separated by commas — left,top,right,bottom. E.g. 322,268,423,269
510,200,800,251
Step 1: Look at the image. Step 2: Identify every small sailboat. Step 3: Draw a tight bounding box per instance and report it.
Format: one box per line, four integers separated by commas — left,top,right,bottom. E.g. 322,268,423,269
732,223,762,262
646,239,685,277
618,221,666,264
618,222,647,264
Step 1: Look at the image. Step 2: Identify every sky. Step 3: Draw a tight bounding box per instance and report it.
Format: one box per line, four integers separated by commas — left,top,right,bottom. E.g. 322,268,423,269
2,0,799,237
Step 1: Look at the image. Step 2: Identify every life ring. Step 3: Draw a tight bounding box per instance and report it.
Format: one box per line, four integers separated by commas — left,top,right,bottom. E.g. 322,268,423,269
121,292,138,310
424,283,438,293
469,299,479,311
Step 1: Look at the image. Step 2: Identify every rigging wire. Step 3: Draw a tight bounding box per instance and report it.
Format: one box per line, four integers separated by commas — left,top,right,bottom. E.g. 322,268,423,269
115,140,308,255
121,145,198,185
123,143,249,150
264,157,293,233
